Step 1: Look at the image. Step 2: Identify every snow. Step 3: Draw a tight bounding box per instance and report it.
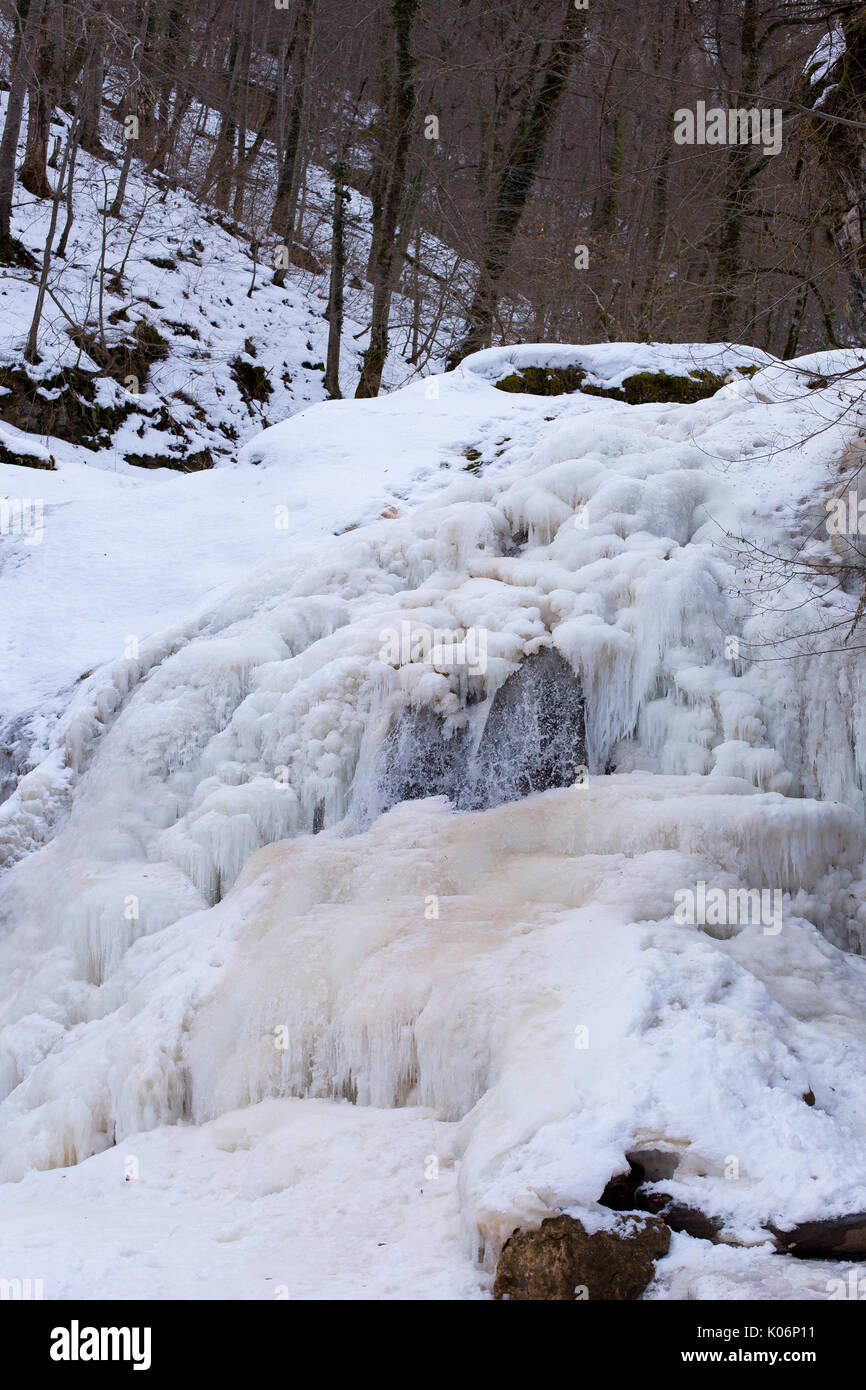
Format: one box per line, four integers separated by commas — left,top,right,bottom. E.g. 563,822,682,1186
4,332,866,1297
0,1098,486,1299
805,28,846,87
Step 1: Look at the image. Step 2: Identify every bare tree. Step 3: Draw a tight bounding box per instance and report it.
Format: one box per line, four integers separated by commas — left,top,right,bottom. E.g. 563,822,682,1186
0,0,48,259
355,0,419,398
448,1,587,365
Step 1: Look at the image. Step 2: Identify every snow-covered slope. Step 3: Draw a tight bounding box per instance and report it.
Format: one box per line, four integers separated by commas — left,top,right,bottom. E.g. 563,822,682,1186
2,342,866,1299
0,93,460,481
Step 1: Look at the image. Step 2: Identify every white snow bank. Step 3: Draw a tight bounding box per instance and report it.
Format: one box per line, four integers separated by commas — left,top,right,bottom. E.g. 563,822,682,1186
0,1097,485,1299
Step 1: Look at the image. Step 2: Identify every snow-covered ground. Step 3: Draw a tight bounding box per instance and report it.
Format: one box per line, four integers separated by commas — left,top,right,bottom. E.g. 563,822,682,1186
3,337,866,1299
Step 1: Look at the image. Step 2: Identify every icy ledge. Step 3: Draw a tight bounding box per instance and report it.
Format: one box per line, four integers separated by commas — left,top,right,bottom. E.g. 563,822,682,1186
1,777,865,1266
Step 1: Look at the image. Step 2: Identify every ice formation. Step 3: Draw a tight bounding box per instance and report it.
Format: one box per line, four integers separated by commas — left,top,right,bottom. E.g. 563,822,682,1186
3,343,866,1290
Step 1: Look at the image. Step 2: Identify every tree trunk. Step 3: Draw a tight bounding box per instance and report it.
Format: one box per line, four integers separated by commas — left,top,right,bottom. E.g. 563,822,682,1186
707,0,761,341
355,0,419,399
365,23,393,281
54,112,79,256
0,0,48,256
272,0,315,281
324,160,348,399
206,0,243,210
448,5,587,367
19,0,56,200
805,2,866,340
78,7,108,156
232,0,256,220
25,116,76,363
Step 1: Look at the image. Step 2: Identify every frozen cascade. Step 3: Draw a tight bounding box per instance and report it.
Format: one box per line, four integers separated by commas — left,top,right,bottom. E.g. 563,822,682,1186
3,345,866,1277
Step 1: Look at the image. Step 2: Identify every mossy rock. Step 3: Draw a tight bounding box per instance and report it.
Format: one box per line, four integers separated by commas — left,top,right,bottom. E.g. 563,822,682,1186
124,447,213,472
494,1213,670,1301
495,365,588,396
0,364,129,447
68,318,170,388
608,367,727,404
0,440,55,469
494,363,729,404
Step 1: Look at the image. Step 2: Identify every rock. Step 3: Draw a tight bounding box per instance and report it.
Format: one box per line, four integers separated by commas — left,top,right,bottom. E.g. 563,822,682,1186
600,1148,722,1243
123,447,213,472
494,1213,670,1301
493,364,728,404
772,1213,866,1258
625,1145,682,1183
367,647,586,819
467,647,586,808
598,1167,642,1212
0,440,55,469
640,1192,723,1241
600,1145,682,1211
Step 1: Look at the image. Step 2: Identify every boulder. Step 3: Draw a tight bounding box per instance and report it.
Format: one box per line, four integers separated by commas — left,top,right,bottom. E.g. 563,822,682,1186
369,647,587,818
772,1213,866,1258
494,1213,670,1301
640,1193,723,1241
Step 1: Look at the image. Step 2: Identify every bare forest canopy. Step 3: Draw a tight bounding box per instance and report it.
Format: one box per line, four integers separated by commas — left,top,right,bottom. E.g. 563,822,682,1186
3,0,866,397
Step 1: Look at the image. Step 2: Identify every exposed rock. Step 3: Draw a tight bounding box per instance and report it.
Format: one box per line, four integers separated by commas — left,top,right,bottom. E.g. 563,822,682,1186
375,706,468,807
123,447,214,472
494,1213,670,1301
598,1167,642,1212
625,1145,683,1183
599,1146,723,1243
771,1212,866,1258
68,318,170,387
495,365,589,396
494,364,728,404
0,715,31,805
229,356,273,408
0,440,55,469
370,647,586,816
600,1146,682,1210
0,364,129,447
468,647,586,807
640,1193,723,1242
